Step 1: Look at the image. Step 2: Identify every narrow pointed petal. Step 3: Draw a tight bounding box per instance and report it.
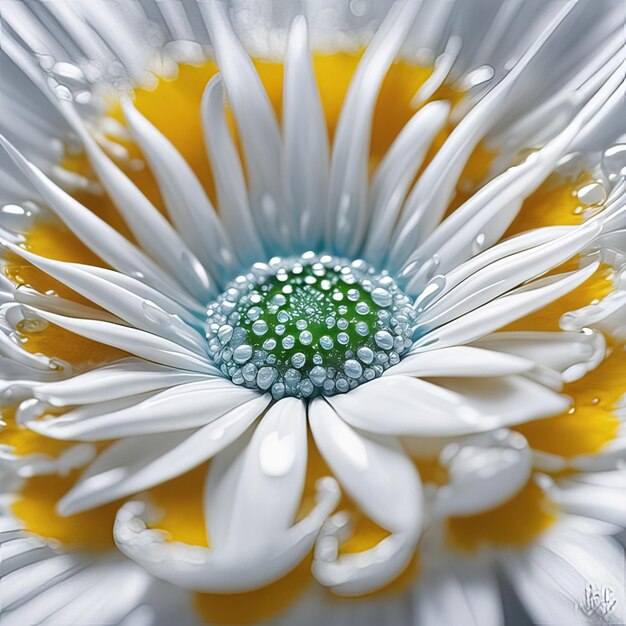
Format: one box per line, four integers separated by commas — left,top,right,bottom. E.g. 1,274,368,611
418,221,600,327
0,136,200,309
200,0,289,252
33,359,208,406
121,97,238,282
58,396,270,514
58,100,215,299
388,0,581,269
5,242,207,355
384,346,535,378
201,75,265,264
422,226,576,304
413,262,600,350
473,330,606,382
432,430,532,517
327,375,492,437
326,0,423,256
283,15,330,250
27,380,263,440
363,100,450,264
398,60,626,280
25,307,218,375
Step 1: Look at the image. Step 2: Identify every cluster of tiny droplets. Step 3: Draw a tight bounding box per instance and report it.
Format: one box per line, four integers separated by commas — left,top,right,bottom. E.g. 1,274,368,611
205,252,417,399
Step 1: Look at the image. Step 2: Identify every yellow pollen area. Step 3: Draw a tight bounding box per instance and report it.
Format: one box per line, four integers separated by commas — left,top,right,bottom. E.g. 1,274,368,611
446,480,557,552
11,470,118,549
515,348,624,458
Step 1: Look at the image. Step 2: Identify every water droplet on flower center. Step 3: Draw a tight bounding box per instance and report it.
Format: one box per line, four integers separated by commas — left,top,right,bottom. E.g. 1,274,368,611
206,252,416,399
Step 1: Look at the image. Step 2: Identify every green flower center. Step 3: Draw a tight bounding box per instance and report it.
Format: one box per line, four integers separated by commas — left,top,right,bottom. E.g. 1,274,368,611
206,252,416,399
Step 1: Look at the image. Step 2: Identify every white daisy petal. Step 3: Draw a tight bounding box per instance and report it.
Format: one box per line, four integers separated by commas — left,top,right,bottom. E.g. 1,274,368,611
58,395,270,514
309,398,422,533
32,358,208,406
414,262,600,350
115,399,339,591
400,60,625,281
309,398,422,595
363,100,451,265
200,0,289,252
120,97,237,283
27,379,261,440
25,307,217,375
0,136,201,310
431,375,570,427
1,556,151,626
384,346,535,378
561,290,626,343
283,15,330,250
204,398,308,550
327,375,490,437
473,330,606,383
413,560,503,626
388,0,579,270
201,74,266,264
432,429,532,518
59,101,215,299
312,515,419,597
422,225,578,304
326,0,423,256
544,471,626,527
418,221,600,328
503,530,626,626
4,242,207,355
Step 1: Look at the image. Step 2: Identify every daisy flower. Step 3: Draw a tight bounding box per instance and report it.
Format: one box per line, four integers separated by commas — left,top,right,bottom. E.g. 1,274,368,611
0,0,625,624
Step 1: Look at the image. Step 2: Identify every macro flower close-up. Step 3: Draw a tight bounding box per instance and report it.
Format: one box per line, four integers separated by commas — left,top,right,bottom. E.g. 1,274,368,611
0,0,625,624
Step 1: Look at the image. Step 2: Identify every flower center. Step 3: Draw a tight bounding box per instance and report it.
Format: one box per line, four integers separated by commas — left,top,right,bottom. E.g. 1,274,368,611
206,252,416,399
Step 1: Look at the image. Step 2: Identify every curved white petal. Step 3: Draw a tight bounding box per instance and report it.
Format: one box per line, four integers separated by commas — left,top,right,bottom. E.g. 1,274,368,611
0,136,200,309
326,0,423,256
115,402,340,593
26,307,217,375
543,471,626,527
384,346,535,378
27,379,261,440
418,221,600,328
431,375,570,427
283,15,329,250
58,395,270,514
5,242,207,355
388,0,579,269
309,399,422,595
201,75,265,264
122,97,237,283
312,513,418,597
502,530,626,626
57,100,215,300
413,262,600,350
413,560,503,626
363,100,451,265
32,359,207,406
327,375,492,437
432,429,532,517
309,398,422,533
473,330,606,382
398,60,625,281
200,0,289,253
